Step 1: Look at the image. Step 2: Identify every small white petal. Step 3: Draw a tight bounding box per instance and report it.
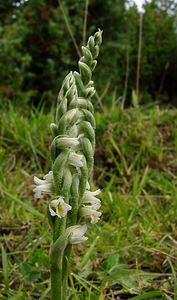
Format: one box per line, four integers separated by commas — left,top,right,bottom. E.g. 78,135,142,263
84,189,101,198
50,198,61,207
78,133,84,139
68,152,83,168
43,171,53,180
49,205,57,216
82,189,101,208
86,181,90,190
34,176,45,186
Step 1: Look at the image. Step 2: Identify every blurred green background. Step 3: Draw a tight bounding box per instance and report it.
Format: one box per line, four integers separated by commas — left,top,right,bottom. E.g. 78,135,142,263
0,0,177,107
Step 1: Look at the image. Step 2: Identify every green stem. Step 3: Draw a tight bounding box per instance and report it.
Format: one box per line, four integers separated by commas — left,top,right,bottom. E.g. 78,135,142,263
50,231,68,300
53,217,66,242
62,245,72,300
51,265,63,300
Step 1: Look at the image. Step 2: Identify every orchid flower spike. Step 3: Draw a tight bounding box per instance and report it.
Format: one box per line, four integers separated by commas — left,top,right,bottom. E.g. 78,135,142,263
32,29,103,300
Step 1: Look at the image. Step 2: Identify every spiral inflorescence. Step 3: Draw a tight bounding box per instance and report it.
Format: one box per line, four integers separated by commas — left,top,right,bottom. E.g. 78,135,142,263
48,30,102,239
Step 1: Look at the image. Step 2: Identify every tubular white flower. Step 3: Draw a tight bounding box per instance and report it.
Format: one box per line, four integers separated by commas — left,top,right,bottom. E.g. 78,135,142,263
49,197,72,218
33,171,53,199
82,189,101,208
69,225,88,244
57,137,80,148
81,206,102,224
68,152,83,168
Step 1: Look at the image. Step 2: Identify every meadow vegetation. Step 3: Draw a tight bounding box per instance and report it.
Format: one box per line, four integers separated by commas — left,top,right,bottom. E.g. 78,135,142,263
0,103,177,299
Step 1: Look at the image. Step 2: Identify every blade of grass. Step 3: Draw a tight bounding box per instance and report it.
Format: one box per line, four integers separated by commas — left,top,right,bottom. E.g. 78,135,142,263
109,136,129,175
1,245,9,290
166,257,177,300
0,184,43,218
130,290,163,299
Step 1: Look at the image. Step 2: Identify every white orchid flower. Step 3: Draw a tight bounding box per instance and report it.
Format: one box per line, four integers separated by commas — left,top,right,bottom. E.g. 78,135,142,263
80,206,102,224
49,197,72,218
82,189,101,209
57,137,80,148
56,134,84,149
69,225,88,244
33,171,53,199
68,152,83,168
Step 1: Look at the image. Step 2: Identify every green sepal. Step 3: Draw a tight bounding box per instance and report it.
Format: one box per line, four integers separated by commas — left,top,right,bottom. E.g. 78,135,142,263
50,139,58,162
79,61,92,86
78,97,94,113
70,173,80,224
81,137,94,176
68,95,78,109
65,82,77,103
87,35,94,52
50,123,58,138
58,109,79,135
82,109,96,129
79,156,88,201
67,124,78,137
61,168,73,197
94,29,103,46
85,87,95,98
57,72,72,103
79,121,95,149
81,46,93,62
52,150,70,194
91,45,99,59
56,97,68,123
91,60,97,71
74,71,86,96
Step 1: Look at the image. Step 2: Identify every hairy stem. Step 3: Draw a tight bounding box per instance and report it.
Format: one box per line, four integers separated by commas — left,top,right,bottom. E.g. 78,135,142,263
51,265,63,300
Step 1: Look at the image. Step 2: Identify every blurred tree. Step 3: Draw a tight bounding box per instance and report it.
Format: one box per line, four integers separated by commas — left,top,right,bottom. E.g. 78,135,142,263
140,0,177,103
0,0,177,107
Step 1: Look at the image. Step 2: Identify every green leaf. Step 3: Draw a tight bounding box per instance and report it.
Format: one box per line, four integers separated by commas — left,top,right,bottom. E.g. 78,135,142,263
20,262,40,282
130,291,164,299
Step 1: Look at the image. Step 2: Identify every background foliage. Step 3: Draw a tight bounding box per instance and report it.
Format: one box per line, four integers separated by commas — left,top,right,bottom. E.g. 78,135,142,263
0,0,177,107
